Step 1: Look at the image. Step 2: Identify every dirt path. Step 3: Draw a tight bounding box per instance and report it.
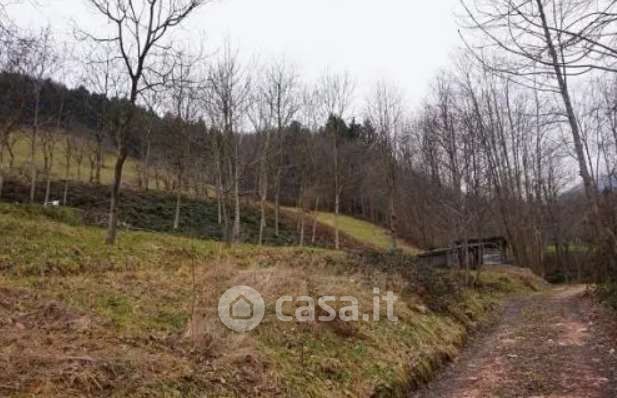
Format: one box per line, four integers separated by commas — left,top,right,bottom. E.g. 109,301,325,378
412,285,617,398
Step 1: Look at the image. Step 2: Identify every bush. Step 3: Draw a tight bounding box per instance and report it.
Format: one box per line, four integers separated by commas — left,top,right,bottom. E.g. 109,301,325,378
596,282,617,310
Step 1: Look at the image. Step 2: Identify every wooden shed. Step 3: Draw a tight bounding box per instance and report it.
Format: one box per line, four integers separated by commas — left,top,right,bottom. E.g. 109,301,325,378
418,236,509,269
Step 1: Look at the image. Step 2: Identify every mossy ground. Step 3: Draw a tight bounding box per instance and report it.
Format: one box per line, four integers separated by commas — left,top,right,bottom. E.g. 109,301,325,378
0,203,544,397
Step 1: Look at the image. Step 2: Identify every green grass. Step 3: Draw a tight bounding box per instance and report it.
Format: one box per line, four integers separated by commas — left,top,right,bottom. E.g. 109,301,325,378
307,210,420,255
0,203,542,397
545,243,590,254
6,131,141,186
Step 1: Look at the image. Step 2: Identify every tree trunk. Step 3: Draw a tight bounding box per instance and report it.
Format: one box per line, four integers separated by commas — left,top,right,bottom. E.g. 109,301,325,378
144,138,151,191
274,190,280,237
106,147,128,245
333,127,341,250
536,0,617,256
42,138,53,206
389,193,397,251
274,170,281,237
232,142,241,242
89,158,95,183
64,148,71,206
221,181,231,247
76,159,82,182
300,209,306,247
217,189,223,225
259,198,266,246
29,90,40,203
44,174,51,205
174,189,181,230
95,139,103,185
312,196,320,244
463,238,470,286
63,180,69,206
7,146,14,169
215,151,223,225
334,189,341,250
299,186,305,247
223,205,231,247
258,133,270,246
154,167,161,190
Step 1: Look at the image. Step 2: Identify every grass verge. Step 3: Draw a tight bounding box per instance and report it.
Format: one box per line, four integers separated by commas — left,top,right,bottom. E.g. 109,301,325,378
0,203,544,397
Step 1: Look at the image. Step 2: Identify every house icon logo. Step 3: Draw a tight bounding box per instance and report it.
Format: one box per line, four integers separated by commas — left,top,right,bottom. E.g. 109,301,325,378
230,294,254,320
218,286,265,333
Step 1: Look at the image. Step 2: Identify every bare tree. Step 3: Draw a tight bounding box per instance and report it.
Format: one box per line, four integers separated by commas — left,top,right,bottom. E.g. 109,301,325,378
45,68,69,206
247,69,273,245
203,44,250,244
166,49,201,230
81,41,123,185
365,80,405,251
62,132,76,205
317,70,355,250
41,128,60,205
299,85,326,245
264,59,299,237
82,0,209,244
22,28,58,203
0,31,32,198
138,88,163,191
461,0,617,257
248,59,299,244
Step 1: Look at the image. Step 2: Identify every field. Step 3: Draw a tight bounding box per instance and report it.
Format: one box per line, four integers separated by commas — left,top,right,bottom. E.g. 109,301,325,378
284,207,421,255
0,203,544,397
5,131,141,187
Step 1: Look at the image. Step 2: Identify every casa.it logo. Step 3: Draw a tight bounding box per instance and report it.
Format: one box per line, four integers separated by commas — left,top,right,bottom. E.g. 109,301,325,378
218,286,265,333
218,285,400,333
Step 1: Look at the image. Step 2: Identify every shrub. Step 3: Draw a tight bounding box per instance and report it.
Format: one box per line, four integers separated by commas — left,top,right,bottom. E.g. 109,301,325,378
596,282,617,310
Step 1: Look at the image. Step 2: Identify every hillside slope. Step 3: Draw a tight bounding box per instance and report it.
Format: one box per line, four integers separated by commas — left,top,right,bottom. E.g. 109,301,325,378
0,203,545,397
1,177,355,249
311,211,420,254
5,131,420,254
283,207,420,254
2,176,401,252
7,132,141,187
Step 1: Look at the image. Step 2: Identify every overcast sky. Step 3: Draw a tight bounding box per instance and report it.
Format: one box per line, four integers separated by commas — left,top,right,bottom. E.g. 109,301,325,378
7,0,464,108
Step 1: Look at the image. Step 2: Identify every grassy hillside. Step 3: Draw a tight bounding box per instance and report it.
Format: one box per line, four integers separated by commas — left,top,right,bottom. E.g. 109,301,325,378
284,207,420,255
7,131,141,186
2,177,395,250
5,132,414,253
3,133,419,255
0,203,544,397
